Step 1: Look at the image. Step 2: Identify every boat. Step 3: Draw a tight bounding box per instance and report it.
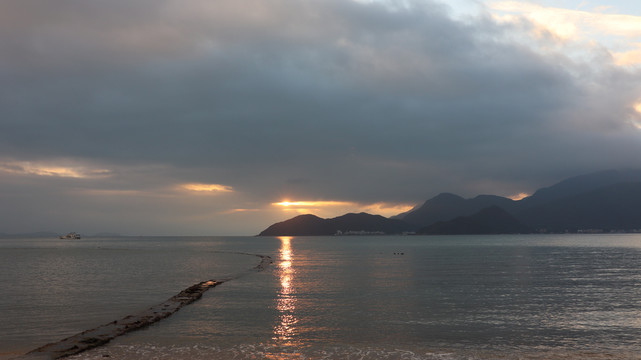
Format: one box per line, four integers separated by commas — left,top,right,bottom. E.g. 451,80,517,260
59,232,81,239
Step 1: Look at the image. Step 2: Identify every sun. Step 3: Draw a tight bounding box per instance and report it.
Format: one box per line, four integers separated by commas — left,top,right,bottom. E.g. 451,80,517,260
275,201,297,207
273,200,353,208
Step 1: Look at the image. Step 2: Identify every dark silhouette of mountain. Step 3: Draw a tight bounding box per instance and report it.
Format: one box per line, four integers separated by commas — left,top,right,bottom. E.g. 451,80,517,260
390,204,421,220
400,193,516,228
517,169,641,209
516,182,641,232
259,214,326,236
398,169,641,231
258,212,416,236
418,206,533,235
260,169,641,236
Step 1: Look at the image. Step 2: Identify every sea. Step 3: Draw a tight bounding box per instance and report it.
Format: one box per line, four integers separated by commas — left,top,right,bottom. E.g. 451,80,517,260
2,234,641,360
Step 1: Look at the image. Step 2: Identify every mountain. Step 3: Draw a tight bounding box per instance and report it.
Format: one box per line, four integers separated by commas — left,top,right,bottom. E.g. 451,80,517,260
260,169,641,236
397,169,641,232
400,193,516,228
516,182,641,232
418,206,533,235
517,169,641,209
258,212,416,236
259,214,326,236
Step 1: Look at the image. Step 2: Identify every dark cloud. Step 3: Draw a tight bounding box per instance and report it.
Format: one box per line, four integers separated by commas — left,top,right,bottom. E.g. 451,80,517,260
1,0,641,234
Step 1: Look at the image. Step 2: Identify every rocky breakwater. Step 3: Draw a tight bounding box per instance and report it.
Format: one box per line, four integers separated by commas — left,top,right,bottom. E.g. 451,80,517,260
13,280,223,360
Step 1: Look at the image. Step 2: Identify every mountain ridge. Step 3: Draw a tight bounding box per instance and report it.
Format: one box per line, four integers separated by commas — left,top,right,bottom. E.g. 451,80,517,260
515,182,641,232
418,206,532,235
259,212,416,236
258,169,641,236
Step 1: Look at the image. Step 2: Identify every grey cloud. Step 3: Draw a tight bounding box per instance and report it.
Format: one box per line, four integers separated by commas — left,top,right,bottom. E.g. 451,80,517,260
1,0,641,234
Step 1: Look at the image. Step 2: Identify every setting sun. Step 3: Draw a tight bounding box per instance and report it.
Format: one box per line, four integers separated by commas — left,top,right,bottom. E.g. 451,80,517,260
273,200,351,207
274,201,298,207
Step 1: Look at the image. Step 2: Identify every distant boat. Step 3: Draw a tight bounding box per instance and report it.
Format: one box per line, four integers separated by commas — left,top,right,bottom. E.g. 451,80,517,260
59,232,81,239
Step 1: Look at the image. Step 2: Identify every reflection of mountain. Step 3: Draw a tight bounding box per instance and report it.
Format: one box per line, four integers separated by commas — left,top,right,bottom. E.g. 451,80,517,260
259,169,641,235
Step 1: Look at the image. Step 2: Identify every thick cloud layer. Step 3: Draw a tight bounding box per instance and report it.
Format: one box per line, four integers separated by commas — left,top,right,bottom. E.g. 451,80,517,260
1,0,640,234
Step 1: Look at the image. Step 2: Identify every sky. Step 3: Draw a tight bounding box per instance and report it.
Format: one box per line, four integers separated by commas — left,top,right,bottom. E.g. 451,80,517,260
1,0,641,235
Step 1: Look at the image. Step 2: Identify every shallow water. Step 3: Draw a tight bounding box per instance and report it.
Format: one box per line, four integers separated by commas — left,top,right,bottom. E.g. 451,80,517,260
3,234,641,359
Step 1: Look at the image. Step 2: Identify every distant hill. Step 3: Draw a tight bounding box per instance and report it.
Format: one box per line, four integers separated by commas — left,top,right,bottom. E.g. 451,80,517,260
399,193,516,228
418,206,533,235
397,169,641,232
515,182,641,232
258,212,416,236
517,169,641,209
259,169,641,236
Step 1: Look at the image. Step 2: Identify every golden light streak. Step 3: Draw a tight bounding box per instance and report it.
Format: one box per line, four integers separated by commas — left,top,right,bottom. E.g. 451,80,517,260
180,183,234,193
272,199,416,217
280,236,293,263
0,161,111,178
273,200,352,207
272,200,354,216
32,167,82,177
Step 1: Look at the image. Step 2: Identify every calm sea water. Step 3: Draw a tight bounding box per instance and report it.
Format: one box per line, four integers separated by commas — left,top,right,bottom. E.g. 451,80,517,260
2,235,641,359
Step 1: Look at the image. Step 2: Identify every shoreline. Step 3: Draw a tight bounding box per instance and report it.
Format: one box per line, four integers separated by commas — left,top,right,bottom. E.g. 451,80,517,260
14,280,223,360
12,253,272,360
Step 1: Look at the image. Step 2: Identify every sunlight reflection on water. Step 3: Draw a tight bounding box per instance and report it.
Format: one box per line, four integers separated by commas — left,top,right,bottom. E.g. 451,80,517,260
265,236,305,359
273,237,299,347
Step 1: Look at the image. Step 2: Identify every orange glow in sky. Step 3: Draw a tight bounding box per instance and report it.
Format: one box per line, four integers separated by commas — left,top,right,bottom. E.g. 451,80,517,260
272,199,415,218
0,161,110,178
181,183,234,193
273,200,352,207
509,192,531,201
